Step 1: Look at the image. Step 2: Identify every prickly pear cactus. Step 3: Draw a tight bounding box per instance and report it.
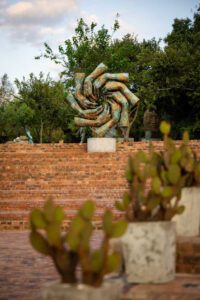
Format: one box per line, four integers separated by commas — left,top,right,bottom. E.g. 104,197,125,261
30,199,127,287
115,121,200,222
161,121,200,187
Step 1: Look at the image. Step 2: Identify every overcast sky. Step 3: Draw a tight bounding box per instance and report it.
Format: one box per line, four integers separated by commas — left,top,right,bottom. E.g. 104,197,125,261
0,0,199,84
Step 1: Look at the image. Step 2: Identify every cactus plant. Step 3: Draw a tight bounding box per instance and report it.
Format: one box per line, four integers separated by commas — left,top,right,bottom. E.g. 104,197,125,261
161,122,200,237
30,199,127,287
161,122,200,187
115,121,200,222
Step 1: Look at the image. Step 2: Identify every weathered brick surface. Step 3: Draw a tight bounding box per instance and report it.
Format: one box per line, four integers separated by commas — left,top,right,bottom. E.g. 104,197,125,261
0,231,200,300
0,141,200,275
0,141,200,229
177,237,200,275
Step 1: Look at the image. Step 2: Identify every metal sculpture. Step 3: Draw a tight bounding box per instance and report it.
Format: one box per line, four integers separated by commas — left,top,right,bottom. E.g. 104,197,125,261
67,63,140,137
25,127,34,144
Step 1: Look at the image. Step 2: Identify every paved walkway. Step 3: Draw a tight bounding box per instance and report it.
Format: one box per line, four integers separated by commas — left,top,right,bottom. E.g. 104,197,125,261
0,231,200,300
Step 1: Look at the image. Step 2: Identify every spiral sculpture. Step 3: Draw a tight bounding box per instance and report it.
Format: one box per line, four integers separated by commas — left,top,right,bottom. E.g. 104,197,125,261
67,63,140,137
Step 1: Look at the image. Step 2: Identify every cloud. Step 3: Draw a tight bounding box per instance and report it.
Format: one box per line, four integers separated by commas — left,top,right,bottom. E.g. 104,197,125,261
68,10,99,37
6,0,77,24
118,18,137,37
39,27,65,37
0,0,8,7
0,0,8,15
80,10,99,24
47,61,64,74
0,0,77,44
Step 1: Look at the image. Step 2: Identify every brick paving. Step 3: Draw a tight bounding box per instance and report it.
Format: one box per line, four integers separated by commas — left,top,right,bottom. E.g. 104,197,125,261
0,231,200,300
0,231,59,300
123,275,200,300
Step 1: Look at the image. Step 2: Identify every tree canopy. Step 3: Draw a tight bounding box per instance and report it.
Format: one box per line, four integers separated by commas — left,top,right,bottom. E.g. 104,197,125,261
1,73,78,143
1,6,200,142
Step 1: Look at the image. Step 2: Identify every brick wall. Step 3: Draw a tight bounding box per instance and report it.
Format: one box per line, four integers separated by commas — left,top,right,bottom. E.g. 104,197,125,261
177,237,200,274
0,141,200,274
0,141,200,229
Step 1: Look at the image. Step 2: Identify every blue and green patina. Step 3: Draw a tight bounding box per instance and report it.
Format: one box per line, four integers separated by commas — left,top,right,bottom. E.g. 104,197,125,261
67,63,140,138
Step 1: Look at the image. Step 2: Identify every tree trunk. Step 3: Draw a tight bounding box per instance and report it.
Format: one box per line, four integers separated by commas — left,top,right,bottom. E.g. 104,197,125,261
40,119,43,143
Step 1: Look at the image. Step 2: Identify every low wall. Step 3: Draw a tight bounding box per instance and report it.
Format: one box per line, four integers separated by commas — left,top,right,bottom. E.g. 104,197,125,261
0,141,200,229
177,236,200,274
1,141,200,274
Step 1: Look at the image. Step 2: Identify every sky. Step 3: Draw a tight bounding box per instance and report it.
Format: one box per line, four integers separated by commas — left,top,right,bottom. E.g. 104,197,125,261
0,0,199,84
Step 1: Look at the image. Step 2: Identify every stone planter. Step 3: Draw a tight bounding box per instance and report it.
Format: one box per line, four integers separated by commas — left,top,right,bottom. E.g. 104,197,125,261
87,138,116,153
173,187,200,236
41,279,123,300
121,222,176,283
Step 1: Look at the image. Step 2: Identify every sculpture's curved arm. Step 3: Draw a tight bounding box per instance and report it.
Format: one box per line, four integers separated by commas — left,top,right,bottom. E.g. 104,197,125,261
74,103,110,127
84,63,108,100
107,91,129,128
81,106,104,120
67,93,84,113
104,81,140,107
94,73,129,90
75,73,97,109
66,63,140,139
74,114,110,127
92,101,121,137
67,93,103,119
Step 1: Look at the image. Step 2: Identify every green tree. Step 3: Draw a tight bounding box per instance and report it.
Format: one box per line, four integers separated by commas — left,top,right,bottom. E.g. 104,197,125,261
35,6,200,140
37,18,160,139
1,101,35,141
0,74,15,142
15,73,76,143
150,6,200,138
0,73,14,106
36,18,120,86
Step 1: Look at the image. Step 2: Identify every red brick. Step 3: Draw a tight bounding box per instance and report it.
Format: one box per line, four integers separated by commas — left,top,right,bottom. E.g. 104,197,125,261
1,142,200,275
0,141,200,227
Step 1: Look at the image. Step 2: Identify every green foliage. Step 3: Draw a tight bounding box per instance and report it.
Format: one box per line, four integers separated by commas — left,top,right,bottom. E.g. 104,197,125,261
36,18,114,78
30,231,51,255
0,100,35,141
0,73,13,106
154,7,200,139
30,199,127,286
0,74,16,141
116,121,200,222
14,73,77,143
2,6,200,142
160,121,171,135
0,73,78,143
36,18,160,140
36,7,200,140
51,128,65,143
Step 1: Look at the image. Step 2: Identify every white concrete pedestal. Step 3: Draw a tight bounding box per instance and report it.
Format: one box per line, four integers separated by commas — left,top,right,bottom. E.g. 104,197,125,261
42,280,123,300
121,222,176,283
173,187,200,236
87,138,116,153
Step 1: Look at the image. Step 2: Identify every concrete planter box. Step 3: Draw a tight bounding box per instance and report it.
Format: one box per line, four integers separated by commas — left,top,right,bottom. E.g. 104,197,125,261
173,187,200,236
87,138,116,153
121,222,176,283
42,279,123,300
